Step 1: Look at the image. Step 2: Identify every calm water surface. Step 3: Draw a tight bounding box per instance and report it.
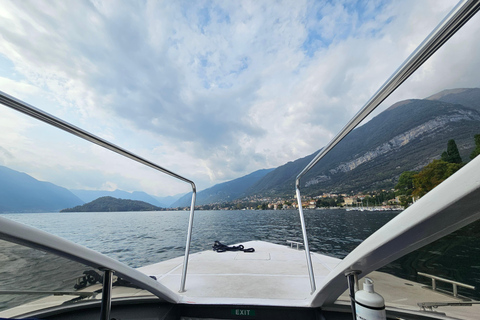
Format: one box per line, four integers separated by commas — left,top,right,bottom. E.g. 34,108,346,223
0,209,395,267
2,209,480,299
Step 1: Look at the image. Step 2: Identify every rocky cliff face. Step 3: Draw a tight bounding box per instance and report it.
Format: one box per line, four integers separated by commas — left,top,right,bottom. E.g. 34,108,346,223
303,107,480,188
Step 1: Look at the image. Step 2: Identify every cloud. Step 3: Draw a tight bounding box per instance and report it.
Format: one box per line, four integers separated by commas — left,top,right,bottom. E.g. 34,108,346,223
0,145,13,165
0,0,478,196
101,181,118,192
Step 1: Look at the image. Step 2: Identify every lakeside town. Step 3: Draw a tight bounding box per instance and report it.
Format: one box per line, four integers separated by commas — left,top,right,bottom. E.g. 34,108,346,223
175,190,403,211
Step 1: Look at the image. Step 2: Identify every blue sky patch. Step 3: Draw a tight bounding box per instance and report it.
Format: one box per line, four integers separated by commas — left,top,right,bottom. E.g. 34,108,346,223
0,54,23,82
302,0,392,56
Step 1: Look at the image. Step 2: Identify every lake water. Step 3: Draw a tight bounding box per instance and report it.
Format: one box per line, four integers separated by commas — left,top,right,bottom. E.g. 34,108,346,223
1,209,480,299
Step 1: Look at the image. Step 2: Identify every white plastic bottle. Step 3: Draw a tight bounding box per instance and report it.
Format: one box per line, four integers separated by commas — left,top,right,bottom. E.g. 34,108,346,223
355,278,386,320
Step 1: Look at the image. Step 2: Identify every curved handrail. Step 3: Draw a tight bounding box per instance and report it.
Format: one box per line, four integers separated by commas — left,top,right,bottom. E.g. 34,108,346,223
0,90,196,293
295,0,480,294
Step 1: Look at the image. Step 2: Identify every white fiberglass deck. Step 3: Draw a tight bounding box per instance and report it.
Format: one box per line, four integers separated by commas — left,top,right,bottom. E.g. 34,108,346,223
138,241,340,307
139,240,480,319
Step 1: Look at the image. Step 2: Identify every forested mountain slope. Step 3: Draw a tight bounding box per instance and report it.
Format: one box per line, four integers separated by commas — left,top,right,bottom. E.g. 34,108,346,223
172,168,274,207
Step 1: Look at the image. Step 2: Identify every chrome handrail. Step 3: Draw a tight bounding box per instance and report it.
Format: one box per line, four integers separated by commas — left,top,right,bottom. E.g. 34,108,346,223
286,240,304,250
0,90,196,293
418,301,480,311
418,272,475,297
295,0,480,295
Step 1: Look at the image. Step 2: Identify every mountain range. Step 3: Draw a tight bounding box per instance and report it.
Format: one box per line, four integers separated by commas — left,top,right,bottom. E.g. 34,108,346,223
0,167,181,212
172,168,274,207
70,189,182,208
242,88,480,197
0,166,83,212
1,88,479,212
173,87,480,205
245,88,480,197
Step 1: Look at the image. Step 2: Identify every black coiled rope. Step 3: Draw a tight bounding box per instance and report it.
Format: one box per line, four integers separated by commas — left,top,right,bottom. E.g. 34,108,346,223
212,241,255,253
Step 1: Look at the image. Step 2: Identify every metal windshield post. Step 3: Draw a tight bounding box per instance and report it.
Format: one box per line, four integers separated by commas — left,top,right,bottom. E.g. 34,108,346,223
100,269,113,320
345,270,361,320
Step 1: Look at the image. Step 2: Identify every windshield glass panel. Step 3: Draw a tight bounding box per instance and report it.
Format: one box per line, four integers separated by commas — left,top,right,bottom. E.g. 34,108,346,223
0,238,103,316
336,220,480,320
0,237,156,317
0,239,104,317
379,220,480,301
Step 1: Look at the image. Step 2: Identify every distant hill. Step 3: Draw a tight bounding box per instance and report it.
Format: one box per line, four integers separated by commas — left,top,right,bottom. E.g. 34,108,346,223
172,168,274,207
0,166,84,212
70,189,164,207
61,196,162,212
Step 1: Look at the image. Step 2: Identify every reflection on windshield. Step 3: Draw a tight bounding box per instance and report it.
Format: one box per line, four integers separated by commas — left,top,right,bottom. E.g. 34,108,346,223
0,238,156,318
380,219,480,301
0,239,99,315
336,220,480,320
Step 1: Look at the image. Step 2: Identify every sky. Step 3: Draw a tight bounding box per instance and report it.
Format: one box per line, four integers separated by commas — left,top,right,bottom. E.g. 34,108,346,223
0,0,479,197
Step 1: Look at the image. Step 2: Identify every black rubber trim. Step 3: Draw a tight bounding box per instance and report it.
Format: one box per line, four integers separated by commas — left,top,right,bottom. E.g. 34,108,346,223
350,295,385,311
